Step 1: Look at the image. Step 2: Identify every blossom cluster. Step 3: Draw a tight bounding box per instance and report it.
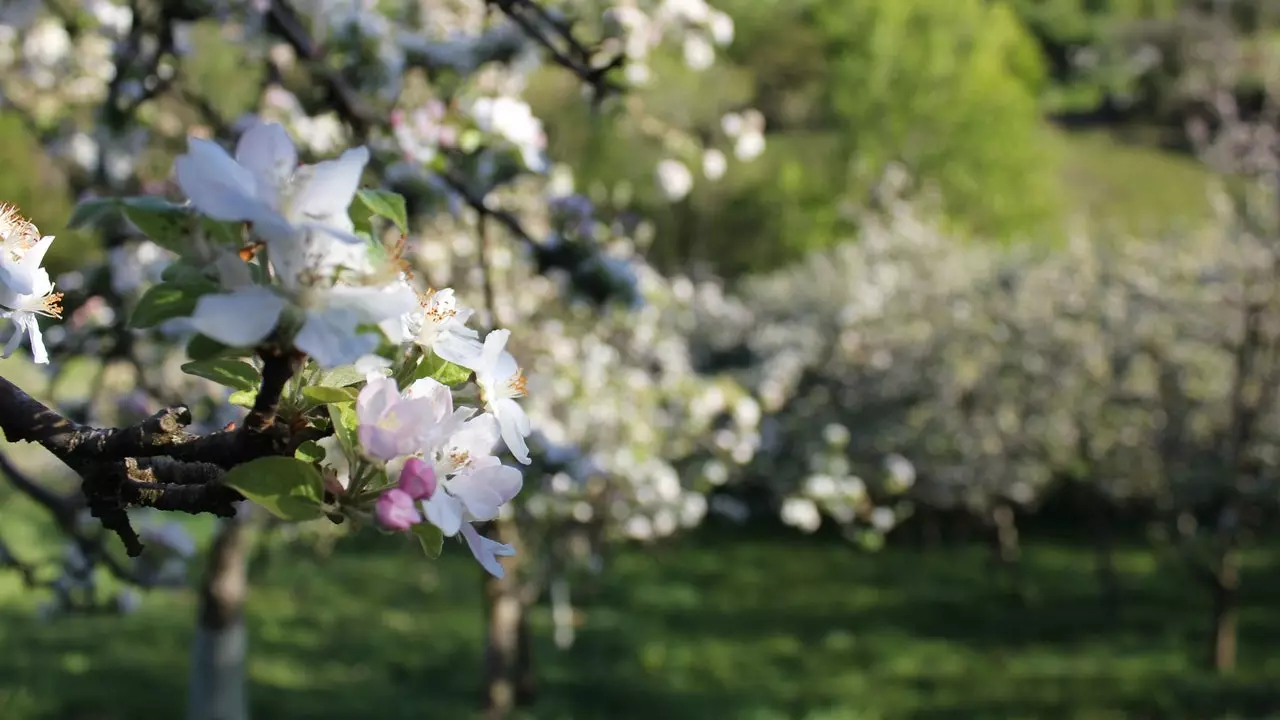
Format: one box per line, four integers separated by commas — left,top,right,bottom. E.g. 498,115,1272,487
0,204,62,364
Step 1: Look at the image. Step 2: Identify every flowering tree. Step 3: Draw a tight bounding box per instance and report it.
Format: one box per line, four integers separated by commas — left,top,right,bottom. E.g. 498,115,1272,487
0,0,761,717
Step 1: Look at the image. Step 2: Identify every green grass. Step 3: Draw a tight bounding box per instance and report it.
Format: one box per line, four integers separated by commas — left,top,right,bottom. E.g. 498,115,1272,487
0,511,1276,720
1054,128,1220,236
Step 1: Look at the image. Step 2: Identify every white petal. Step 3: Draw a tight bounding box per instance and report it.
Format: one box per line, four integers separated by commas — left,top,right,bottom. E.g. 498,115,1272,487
377,314,412,344
189,286,284,347
234,122,297,208
453,413,502,457
175,138,262,221
295,147,370,221
493,397,531,465
294,307,378,369
434,333,485,369
325,284,419,323
460,523,515,578
1,322,22,358
23,315,47,365
475,329,511,375
424,492,464,537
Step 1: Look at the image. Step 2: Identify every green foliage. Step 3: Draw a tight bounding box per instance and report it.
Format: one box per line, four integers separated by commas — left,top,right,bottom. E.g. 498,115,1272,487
351,189,408,235
0,528,1277,719
185,333,250,362
413,351,473,387
812,0,1062,240
301,385,361,405
294,439,326,464
0,113,95,275
327,402,359,460
128,280,218,329
68,195,241,254
220,456,327,522
179,358,261,392
409,522,444,559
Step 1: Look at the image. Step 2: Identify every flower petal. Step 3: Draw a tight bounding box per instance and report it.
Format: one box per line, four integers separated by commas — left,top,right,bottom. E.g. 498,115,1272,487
460,522,515,578
189,286,284,347
434,333,485,369
234,122,297,209
295,147,370,222
294,306,378,369
423,492,465,537
493,397,532,465
175,138,263,221
475,329,511,376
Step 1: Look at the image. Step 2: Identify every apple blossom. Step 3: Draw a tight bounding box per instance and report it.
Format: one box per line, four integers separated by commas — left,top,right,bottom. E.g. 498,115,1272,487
0,203,55,297
356,374,464,462
473,329,532,465
375,489,422,531
379,287,484,368
0,265,63,364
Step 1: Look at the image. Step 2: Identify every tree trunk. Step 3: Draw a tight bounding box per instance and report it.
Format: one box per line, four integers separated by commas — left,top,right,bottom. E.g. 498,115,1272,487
550,574,575,649
992,504,1021,565
482,518,535,719
187,515,251,720
988,504,1023,604
1210,547,1240,674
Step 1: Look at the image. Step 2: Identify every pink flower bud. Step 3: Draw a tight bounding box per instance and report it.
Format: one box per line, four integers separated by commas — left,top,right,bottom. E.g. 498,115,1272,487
398,457,438,500
375,488,421,531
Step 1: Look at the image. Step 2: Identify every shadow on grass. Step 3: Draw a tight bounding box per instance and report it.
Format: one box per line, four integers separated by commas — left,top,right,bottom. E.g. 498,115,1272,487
1,527,1279,719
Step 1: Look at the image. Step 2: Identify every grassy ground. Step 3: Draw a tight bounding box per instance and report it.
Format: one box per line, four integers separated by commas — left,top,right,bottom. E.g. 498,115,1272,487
0,507,1276,720
1054,128,1219,236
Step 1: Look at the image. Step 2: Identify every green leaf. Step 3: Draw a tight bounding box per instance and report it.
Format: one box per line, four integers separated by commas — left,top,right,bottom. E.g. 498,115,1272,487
318,365,366,388
415,351,473,387
327,402,359,459
295,439,326,464
186,333,249,361
66,198,118,229
161,258,210,285
130,280,216,329
228,390,257,408
354,189,409,233
199,218,242,246
180,358,261,392
302,385,361,405
221,456,326,522
410,522,444,559
120,197,192,254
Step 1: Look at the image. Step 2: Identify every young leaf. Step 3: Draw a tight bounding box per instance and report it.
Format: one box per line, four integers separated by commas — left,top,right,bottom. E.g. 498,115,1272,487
327,402,359,459
302,385,361,405
130,280,216,329
161,258,211,285
318,365,366,388
410,522,444,559
295,439,326,464
120,197,192,255
354,189,408,233
181,358,261,392
66,198,118,229
228,390,257,408
186,333,250,361
415,351,473,387
221,456,326,522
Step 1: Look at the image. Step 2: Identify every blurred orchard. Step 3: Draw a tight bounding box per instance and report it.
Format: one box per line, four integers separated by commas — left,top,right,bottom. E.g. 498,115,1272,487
0,0,1278,719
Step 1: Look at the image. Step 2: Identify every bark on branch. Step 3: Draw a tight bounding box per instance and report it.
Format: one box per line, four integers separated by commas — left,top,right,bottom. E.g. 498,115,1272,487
0,350,302,556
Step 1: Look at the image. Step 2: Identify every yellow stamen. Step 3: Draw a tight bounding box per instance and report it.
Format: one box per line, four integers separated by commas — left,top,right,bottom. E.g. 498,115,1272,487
509,369,527,397
40,291,63,319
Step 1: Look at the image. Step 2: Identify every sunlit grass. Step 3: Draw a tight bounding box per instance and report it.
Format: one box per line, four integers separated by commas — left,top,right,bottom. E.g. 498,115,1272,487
0,515,1274,719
